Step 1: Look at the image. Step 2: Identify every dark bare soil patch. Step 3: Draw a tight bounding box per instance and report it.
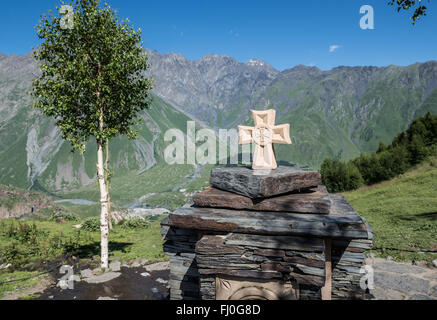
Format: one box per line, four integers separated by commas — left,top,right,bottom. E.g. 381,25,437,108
37,267,169,300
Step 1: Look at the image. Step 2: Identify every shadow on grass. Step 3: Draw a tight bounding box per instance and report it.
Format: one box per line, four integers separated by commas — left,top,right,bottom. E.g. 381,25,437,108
398,211,437,222
71,241,134,259
416,212,437,221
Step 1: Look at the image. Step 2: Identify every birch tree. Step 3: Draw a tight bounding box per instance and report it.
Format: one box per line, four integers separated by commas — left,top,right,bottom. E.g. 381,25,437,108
32,0,152,269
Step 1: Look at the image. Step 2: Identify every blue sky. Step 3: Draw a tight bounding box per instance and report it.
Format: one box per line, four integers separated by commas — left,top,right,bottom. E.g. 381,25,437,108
0,0,436,71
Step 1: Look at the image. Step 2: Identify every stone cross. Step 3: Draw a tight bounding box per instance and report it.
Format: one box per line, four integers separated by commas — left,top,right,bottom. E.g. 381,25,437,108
238,109,292,170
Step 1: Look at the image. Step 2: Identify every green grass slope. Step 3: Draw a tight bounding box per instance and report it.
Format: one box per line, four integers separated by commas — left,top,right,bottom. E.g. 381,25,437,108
344,157,437,262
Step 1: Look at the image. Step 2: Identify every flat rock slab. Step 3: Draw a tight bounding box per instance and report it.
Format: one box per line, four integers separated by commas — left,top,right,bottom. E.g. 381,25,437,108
80,269,94,279
144,262,170,272
109,261,121,272
367,258,437,300
373,259,429,275
373,271,430,294
210,166,322,198
84,272,121,284
97,296,117,300
165,196,370,239
409,294,435,300
194,187,331,214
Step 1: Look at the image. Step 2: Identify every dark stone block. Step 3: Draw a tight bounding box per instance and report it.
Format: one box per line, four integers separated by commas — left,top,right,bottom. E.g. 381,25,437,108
194,186,331,214
210,166,322,198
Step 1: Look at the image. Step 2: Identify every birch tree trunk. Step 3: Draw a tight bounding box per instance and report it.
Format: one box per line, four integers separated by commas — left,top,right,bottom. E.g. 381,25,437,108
96,63,109,269
97,139,109,269
105,141,113,230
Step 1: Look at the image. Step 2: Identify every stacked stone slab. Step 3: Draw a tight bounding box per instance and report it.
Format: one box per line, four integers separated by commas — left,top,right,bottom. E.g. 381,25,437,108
161,166,373,300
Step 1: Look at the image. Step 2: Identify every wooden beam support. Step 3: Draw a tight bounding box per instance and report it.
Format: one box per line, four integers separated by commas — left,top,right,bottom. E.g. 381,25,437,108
321,238,332,300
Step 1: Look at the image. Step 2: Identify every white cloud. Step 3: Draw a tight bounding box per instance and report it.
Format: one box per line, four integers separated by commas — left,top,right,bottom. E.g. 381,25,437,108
329,45,341,53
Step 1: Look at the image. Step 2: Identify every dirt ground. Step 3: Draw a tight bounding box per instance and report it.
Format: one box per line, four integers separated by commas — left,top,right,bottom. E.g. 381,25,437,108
35,267,170,300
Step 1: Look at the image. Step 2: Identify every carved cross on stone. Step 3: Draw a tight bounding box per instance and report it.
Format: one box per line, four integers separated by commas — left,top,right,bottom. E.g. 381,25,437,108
238,109,292,170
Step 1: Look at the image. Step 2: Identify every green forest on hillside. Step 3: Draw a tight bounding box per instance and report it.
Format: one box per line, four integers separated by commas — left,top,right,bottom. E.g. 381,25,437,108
322,112,437,262
321,112,437,193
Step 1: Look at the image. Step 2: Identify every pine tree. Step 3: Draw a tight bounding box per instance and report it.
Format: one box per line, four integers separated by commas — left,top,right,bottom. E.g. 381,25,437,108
408,134,428,165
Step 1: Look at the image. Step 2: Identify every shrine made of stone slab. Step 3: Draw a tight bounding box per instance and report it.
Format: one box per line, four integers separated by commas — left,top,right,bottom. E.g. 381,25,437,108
161,166,373,300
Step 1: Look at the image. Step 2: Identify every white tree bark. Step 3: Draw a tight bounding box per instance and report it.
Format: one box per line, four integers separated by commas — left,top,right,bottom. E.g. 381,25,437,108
97,141,109,269
105,141,113,230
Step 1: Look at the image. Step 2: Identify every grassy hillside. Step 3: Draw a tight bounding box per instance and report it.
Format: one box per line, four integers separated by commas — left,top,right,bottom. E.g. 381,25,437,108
344,157,437,262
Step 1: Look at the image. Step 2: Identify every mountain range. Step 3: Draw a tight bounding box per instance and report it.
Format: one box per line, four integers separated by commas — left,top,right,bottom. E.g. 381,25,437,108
147,50,437,166
0,50,436,206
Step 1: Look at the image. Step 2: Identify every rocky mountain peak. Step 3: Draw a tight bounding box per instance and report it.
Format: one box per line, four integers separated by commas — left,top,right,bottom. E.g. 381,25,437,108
246,58,266,66
0,52,39,79
201,53,230,60
246,58,278,73
285,64,321,73
145,50,281,127
196,54,238,68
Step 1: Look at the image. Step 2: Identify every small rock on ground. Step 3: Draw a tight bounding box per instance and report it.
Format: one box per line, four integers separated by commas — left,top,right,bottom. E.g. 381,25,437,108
409,294,435,300
144,262,170,272
80,269,93,278
109,261,121,272
0,264,11,270
431,285,437,297
93,268,103,275
130,258,142,268
156,278,168,285
84,272,121,284
71,275,81,282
